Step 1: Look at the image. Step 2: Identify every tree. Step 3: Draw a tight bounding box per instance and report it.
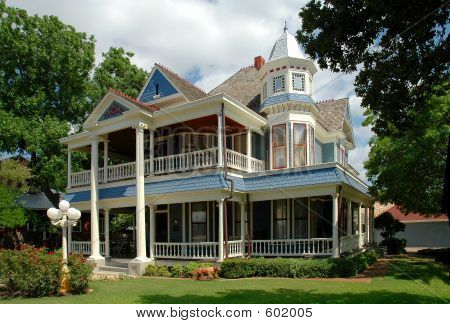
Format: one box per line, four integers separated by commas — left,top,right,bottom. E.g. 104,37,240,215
91,47,148,105
0,1,96,193
297,0,450,216
374,211,406,254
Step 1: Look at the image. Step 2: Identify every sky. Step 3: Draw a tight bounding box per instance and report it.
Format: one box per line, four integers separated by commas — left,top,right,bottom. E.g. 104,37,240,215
6,0,373,181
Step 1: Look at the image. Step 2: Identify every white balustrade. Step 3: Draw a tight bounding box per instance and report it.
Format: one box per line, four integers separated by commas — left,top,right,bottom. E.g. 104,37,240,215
70,241,105,256
107,161,136,182
251,238,333,256
227,240,243,257
226,150,248,172
70,170,91,187
152,148,217,174
249,157,265,172
154,242,219,259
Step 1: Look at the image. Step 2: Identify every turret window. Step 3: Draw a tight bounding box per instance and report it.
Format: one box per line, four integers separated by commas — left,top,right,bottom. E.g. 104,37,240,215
293,123,307,167
292,73,305,92
273,75,285,93
272,124,287,169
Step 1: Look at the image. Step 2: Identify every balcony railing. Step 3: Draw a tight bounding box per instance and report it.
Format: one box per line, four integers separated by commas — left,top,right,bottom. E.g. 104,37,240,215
70,241,105,256
69,147,264,187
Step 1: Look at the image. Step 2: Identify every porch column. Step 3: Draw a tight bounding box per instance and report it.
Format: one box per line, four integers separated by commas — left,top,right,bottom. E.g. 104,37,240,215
358,203,362,248
240,200,246,256
246,129,252,172
149,204,155,260
103,140,108,183
67,149,72,188
346,200,352,235
88,136,104,262
331,193,339,258
68,223,72,253
134,122,149,262
104,208,110,259
365,206,369,244
149,129,154,175
217,112,224,167
218,199,224,261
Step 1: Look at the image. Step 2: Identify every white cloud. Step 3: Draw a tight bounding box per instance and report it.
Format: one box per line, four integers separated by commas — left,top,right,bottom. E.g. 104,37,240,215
7,0,372,177
349,144,371,183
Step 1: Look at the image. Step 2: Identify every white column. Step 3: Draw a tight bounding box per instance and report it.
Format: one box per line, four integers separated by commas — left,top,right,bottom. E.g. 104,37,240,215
269,126,273,170
149,129,154,175
365,207,370,243
88,136,104,261
332,193,339,258
67,223,72,253
104,209,110,259
358,203,362,248
217,113,224,167
67,149,72,188
246,129,252,172
218,199,224,261
103,140,108,183
134,123,148,261
347,199,352,236
240,201,246,256
149,204,155,260
182,203,186,243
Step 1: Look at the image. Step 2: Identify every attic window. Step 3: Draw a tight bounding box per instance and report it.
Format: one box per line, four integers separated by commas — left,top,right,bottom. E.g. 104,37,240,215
292,73,305,92
155,83,160,96
273,75,285,93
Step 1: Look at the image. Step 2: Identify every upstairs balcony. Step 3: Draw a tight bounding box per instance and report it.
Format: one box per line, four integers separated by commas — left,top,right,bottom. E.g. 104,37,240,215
69,147,264,187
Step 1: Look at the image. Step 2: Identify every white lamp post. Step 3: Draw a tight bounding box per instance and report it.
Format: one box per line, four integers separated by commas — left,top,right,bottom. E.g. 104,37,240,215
47,200,81,293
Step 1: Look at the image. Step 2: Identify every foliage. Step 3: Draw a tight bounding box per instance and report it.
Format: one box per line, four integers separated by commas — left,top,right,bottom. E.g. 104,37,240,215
143,262,214,278
110,213,134,233
0,159,31,190
297,0,450,216
169,264,185,278
91,47,148,105
374,212,406,240
0,245,61,297
67,253,94,294
379,238,406,255
0,183,27,228
143,264,171,277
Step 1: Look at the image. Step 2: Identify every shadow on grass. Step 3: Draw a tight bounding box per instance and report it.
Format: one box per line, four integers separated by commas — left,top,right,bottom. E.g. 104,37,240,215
388,257,450,285
137,288,449,304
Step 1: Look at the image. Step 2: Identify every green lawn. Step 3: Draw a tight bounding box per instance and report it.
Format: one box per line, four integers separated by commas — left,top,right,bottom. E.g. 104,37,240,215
1,256,449,304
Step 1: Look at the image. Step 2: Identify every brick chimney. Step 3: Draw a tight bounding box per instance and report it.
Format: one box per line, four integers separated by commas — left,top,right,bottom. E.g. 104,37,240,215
254,56,265,70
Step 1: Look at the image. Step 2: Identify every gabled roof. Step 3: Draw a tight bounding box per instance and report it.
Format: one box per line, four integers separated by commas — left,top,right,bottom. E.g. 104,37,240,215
110,88,159,112
155,64,207,102
208,66,260,111
316,98,349,132
17,192,54,210
268,30,306,62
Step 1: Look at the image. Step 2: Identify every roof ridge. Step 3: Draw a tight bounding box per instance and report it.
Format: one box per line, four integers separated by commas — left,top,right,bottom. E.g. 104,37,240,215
110,88,159,111
156,63,207,95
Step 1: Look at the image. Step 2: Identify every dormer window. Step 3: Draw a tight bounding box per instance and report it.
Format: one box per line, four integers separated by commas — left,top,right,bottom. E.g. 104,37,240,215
273,75,285,93
292,73,305,92
262,82,267,100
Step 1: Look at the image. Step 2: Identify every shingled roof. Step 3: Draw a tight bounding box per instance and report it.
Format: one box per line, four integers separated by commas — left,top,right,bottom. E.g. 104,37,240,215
208,65,261,111
110,88,159,112
156,64,207,102
316,98,348,131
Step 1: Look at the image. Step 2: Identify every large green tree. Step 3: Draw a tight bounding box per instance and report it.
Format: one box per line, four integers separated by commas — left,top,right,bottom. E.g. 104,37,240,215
297,0,450,216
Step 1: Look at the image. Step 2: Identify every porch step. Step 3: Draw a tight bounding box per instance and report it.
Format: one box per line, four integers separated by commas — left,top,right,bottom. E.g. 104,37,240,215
98,265,129,273
106,260,128,268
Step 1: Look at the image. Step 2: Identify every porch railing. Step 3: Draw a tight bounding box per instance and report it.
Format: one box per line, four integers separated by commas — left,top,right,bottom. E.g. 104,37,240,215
70,241,105,256
69,148,265,187
227,240,243,257
154,242,219,259
251,238,333,256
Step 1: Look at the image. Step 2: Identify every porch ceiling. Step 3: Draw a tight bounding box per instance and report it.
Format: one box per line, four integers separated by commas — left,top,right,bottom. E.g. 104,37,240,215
161,115,246,134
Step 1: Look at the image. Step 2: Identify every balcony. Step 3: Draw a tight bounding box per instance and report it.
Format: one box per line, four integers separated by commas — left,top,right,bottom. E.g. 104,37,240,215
69,147,265,187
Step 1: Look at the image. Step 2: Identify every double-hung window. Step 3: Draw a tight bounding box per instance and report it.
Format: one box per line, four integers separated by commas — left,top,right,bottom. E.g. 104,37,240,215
191,202,207,242
293,123,307,167
272,124,287,169
273,199,287,239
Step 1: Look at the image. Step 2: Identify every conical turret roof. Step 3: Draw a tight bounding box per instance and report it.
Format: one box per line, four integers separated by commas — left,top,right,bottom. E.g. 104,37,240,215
268,28,306,62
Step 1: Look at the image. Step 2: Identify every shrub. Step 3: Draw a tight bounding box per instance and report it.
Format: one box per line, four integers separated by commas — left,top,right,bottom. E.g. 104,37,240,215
183,262,212,278
143,264,171,277
380,238,406,255
0,245,61,297
170,264,185,278
67,253,94,294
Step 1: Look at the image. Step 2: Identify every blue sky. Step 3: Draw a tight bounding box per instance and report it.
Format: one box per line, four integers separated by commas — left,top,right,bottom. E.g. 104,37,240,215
6,0,373,180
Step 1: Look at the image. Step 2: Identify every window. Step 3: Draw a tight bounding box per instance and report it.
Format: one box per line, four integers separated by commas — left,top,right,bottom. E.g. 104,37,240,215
191,202,207,242
309,126,315,164
272,75,285,93
273,200,287,239
294,198,308,239
262,82,267,100
272,124,287,169
293,123,307,167
292,73,305,91
155,83,160,95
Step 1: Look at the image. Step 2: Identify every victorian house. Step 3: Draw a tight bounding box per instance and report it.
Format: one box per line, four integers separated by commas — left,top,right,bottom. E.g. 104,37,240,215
61,27,374,275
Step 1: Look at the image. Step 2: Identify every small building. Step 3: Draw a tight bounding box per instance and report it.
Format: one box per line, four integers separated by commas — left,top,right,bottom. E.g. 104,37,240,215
61,26,374,274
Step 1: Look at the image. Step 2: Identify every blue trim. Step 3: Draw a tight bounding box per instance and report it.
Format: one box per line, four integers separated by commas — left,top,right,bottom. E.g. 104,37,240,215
64,167,368,203
139,69,178,103
98,101,130,122
260,93,315,110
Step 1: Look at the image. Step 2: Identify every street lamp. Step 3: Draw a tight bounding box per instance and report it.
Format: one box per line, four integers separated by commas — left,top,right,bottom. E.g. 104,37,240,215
47,200,81,293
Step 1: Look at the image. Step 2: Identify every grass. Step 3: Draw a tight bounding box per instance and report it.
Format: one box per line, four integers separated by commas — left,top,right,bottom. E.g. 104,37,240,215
1,255,449,304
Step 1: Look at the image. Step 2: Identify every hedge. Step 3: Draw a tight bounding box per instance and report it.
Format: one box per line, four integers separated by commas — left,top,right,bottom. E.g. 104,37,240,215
219,248,382,279
144,262,213,278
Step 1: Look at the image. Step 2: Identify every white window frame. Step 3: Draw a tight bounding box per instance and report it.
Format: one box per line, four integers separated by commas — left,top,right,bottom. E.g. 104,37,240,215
272,75,285,93
292,73,305,92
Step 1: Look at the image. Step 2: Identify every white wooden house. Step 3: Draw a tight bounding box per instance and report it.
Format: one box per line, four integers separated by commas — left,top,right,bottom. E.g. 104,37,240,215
61,27,374,274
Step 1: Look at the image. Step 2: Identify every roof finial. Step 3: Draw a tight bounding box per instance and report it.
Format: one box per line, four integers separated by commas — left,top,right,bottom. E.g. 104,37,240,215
284,21,288,32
